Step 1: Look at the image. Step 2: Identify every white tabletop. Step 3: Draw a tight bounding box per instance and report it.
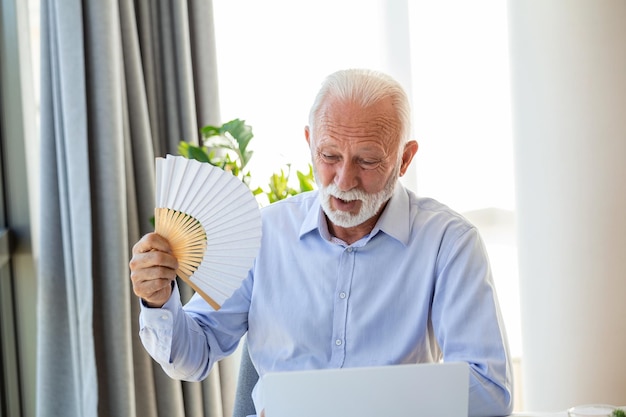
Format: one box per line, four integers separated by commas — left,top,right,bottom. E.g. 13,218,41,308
510,406,625,417
510,413,567,417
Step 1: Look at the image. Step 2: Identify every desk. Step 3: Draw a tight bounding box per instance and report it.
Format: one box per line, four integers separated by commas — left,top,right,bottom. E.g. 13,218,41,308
511,413,567,417
510,407,626,417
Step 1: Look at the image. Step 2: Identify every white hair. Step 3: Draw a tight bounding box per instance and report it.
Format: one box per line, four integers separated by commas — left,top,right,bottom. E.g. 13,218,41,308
308,68,412,145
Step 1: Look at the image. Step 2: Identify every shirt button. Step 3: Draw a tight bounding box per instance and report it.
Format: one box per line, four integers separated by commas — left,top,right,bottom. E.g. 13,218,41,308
335,339,343,346
160,315,168,320
346,247,353,253
339,292,347,299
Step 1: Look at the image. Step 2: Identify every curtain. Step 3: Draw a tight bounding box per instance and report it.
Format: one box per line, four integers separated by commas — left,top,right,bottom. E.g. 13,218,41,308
35,1,238,416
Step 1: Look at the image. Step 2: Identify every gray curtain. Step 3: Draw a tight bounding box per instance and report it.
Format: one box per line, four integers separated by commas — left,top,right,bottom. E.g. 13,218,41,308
35,1,238,417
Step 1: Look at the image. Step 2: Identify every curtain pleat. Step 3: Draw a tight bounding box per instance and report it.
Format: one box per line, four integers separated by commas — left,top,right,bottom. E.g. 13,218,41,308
36,0,98,416
188,0,221,126
83,0,136,415
36,1,232,417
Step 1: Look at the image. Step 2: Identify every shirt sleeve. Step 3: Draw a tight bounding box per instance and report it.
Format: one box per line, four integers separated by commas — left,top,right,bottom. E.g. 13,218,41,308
432,225,514,417
138,276,252,382
138,282,214,380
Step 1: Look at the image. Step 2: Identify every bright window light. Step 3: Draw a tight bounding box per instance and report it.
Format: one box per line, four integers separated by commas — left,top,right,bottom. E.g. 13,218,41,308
213,0,521,358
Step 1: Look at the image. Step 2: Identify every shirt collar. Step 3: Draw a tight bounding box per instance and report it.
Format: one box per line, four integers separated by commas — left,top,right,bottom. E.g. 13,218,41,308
299,190,328,239
370,184,411,246
298,184,412,246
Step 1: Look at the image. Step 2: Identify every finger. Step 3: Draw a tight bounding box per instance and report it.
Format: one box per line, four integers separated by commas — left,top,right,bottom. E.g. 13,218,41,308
133,277,174,307
130,263,176,294
129,249,179,273
132,232,173,255
130,261,177,283
132,275,172,299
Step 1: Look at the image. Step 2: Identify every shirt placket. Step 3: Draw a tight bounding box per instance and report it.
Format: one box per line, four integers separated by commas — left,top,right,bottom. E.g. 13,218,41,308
329,245,356,367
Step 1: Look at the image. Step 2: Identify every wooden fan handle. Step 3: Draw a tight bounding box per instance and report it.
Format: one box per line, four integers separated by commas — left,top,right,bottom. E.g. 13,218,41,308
177,270,222,310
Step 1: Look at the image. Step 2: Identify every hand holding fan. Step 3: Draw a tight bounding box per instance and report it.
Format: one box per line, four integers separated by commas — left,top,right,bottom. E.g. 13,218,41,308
154,154,262,310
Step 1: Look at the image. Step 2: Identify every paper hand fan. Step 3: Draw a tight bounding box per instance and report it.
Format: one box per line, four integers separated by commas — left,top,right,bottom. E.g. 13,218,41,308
154,154,262,310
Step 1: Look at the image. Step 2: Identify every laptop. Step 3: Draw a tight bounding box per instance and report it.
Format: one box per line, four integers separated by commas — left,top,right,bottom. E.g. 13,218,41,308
263,362,469,417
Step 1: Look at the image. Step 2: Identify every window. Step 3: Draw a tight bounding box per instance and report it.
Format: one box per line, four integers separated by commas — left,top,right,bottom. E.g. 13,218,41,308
213,0,521,358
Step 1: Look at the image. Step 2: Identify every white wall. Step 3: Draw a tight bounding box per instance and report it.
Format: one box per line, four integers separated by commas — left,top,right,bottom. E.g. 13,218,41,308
509,0,626,410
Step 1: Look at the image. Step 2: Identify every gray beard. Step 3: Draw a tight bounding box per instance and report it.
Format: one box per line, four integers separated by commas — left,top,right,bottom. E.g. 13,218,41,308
316,164,400,228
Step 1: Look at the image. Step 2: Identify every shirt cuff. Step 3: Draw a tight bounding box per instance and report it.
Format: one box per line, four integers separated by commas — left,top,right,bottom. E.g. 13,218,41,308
138,283,183,364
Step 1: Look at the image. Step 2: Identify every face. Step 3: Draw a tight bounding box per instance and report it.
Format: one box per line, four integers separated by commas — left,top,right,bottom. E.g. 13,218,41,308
305,98,417,230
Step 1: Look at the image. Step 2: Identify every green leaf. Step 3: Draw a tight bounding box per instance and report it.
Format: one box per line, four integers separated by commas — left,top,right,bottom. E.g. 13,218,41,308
199,124,222,138
221,118,254,156
178,142,212,164
260,164,315,204
243,150,254,167
199,119,255,173
296,164,315,192
203,135,234,149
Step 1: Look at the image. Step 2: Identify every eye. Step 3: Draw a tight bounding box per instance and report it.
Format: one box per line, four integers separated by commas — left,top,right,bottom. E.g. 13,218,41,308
357,159,381,170
319,152,340,163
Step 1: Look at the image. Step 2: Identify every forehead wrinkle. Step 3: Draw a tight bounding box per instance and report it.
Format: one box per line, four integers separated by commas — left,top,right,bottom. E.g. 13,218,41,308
312,98,402,156
317,114,399,142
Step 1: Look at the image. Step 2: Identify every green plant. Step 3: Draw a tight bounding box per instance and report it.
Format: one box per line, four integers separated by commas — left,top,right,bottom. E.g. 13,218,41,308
612,408,625,417
178,118,255,186
265,164,315,204
178,118,314,204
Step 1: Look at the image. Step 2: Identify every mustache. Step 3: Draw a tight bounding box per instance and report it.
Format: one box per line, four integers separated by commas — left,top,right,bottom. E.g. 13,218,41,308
323,183,368,201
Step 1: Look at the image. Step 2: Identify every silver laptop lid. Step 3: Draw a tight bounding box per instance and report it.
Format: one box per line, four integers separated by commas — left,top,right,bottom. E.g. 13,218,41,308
263,362,469,417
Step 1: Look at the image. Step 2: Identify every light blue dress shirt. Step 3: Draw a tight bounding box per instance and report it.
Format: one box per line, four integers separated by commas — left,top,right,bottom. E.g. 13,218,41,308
139,184,514,416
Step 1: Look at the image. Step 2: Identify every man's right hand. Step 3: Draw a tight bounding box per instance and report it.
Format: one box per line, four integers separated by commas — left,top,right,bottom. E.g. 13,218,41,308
129,232,179,308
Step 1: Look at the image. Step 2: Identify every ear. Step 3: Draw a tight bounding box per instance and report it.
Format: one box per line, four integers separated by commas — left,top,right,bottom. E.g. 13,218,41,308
399,140,418,177
304,126,312,147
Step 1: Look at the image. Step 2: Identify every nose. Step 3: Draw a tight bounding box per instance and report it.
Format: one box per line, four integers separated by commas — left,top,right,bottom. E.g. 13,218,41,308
334,161,359,191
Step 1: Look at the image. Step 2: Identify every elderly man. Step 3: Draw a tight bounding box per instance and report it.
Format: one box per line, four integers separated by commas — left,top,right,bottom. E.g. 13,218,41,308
130,68,514,417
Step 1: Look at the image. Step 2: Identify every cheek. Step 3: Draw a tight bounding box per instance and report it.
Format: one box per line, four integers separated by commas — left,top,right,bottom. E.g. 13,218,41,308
362,169,394,193
313,162,334,187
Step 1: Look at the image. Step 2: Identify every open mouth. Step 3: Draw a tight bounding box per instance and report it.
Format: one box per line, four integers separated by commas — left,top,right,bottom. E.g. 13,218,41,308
332,196,360,212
